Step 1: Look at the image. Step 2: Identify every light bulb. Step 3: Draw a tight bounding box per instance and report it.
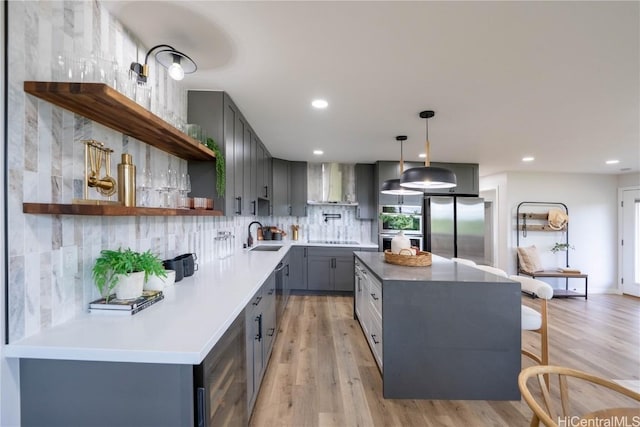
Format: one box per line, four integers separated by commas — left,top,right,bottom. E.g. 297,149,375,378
168,62,184,80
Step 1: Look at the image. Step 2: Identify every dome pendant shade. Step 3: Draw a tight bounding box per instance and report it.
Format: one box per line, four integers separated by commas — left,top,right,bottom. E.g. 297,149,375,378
399,166,457,189
381,178,423,195
400,110,457,190
381,135,423,195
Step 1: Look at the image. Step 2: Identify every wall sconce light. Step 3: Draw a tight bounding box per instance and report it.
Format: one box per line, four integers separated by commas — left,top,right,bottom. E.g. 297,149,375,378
130,44,197,84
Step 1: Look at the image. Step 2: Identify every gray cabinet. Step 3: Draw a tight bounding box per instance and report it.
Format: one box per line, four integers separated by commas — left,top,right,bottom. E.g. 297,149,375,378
377,161,424,206
306,247,360,291
272,159,308,217
245,272,276,414
289,161,308,216
188,91,269,216
272,158,290,216
424,162,479,196
289,246,308,290
355,163,375,219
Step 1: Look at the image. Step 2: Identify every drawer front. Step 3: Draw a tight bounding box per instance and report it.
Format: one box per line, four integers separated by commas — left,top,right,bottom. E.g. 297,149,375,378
367,274,382,317
369,311,383,370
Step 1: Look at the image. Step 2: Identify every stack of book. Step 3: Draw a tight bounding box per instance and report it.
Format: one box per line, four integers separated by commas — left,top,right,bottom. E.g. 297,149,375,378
89,290,164,315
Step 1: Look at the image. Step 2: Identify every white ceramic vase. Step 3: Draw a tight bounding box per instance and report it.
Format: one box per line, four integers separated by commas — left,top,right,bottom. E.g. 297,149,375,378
144,270,176,291
391,231,411,254
115,271,145,300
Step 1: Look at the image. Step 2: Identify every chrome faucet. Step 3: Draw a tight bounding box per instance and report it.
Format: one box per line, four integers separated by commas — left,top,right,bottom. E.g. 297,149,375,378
247,221,263,247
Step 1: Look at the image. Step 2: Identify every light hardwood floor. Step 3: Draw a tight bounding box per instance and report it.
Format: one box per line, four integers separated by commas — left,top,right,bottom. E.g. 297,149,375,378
250,294,640,427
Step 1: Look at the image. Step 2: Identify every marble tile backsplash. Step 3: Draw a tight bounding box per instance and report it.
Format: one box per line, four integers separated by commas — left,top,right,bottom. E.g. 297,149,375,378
5,0,374,343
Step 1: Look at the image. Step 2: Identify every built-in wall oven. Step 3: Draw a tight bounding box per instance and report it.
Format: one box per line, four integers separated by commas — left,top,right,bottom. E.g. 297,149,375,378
379,205,423,251
379,234,424,252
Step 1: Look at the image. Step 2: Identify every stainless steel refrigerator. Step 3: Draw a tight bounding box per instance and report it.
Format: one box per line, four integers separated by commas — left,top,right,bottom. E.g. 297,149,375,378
424,196,486,264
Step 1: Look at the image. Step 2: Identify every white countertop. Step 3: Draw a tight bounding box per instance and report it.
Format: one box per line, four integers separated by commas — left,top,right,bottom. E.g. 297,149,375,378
4,240,377,365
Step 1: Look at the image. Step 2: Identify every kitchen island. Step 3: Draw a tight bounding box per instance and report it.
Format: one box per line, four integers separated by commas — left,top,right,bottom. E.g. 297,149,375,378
354,251,521,400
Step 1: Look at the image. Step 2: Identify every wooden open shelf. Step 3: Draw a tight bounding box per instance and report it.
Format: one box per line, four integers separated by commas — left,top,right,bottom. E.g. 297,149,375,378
23,81,215,161
23,203,223,217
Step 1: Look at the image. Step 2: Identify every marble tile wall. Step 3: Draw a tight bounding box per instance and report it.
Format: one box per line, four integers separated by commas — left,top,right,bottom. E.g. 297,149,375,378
5,1,374,343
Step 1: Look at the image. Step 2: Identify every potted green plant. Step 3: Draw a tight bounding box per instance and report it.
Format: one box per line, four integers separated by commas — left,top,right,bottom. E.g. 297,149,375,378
92,248,166,301
550,242,575,253
205,137,225,196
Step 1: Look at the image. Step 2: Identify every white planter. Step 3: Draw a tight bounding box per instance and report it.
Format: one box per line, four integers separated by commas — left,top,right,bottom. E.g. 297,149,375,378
115,271,145,300
144,270,176,291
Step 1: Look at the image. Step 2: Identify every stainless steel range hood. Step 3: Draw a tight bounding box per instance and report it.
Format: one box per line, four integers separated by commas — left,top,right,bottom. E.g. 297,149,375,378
307,163,358,205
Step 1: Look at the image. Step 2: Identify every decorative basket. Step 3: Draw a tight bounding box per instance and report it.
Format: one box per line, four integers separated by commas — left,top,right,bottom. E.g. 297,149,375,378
384,249,432,267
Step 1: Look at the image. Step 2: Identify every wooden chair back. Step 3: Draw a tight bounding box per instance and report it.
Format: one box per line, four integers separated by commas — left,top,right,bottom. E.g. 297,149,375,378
519,365,640,427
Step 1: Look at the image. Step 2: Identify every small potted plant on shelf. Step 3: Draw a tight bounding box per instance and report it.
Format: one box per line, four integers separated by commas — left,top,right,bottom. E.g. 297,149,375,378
550,242,575,253
92,248,166,302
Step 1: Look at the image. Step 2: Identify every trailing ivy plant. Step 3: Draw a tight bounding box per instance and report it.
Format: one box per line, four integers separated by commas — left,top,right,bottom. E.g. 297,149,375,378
206,137,225,197
550,242,574,253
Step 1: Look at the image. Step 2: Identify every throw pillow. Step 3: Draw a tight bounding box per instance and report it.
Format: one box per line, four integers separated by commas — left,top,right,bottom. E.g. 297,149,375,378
517,245,544,273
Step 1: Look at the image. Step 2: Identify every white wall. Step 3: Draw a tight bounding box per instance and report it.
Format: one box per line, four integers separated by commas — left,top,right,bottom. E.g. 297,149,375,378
480,172,508,270
617,172,640,188
481,171,619,294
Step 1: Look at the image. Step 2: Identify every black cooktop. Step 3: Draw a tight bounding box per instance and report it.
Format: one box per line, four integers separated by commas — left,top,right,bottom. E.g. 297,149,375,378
307,240,360,245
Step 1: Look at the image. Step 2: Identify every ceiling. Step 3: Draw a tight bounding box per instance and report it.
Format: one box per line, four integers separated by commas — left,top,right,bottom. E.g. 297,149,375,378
104,1,639,177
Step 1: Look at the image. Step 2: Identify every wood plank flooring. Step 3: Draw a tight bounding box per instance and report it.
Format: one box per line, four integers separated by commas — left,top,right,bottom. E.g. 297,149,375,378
250,294,640,427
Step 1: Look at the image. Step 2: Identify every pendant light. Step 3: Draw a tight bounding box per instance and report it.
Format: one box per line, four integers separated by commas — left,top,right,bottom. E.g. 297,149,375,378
380,135,423,195
400,110,457,189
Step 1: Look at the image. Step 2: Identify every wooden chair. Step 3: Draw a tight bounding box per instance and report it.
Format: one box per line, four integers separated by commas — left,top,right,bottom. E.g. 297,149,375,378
519,364,640,427
509,275,554,366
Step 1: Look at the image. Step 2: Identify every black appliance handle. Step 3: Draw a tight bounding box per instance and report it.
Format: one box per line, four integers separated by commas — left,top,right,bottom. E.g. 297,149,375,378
196,387,206,427
255,314,262,341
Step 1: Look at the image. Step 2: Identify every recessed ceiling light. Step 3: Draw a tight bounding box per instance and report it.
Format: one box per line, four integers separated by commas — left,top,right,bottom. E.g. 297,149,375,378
522,156,535,162
313,150,324,155
605,159,620,165
311,99,328,109
418,153,426,158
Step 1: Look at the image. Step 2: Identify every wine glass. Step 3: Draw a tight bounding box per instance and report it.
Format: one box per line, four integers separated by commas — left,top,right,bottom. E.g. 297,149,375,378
137,167,153,207
167,168,178,208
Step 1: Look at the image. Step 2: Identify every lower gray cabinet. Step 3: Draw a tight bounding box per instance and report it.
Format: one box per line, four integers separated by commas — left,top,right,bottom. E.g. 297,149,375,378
245,272,276,415
289,246,308,290
306,247,363,292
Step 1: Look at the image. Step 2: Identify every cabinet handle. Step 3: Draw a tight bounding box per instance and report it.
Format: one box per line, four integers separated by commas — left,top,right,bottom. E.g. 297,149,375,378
255,314,262,341
303,248,307,257
285,264,290,276
251,200,256,215
304,205,307,216
370,293,379,301
196,387,206,427
264,185,269,198
357,277,361,291
371,334,380,344
288,205,292,215
267,327,275,337
235,197,242,215
268,288,274,295
252,296,262,306
357,207,360,218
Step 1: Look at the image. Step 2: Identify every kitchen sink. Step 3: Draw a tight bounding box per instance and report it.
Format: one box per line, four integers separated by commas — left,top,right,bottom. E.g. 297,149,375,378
249,245,283,252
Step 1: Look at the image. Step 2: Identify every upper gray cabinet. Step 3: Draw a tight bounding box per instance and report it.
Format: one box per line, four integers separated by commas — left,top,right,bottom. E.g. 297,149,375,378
289,161,308,217
272,159,308,217
426,162,479,196
355,164,375,219
187,91,272,216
